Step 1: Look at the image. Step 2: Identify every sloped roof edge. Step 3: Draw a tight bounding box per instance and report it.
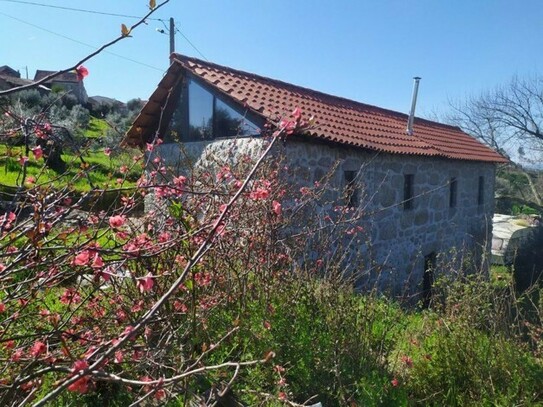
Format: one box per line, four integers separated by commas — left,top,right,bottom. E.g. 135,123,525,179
124,54,508,164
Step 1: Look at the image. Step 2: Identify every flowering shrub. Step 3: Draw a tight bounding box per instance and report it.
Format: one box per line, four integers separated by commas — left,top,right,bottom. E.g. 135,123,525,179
0,92,323,405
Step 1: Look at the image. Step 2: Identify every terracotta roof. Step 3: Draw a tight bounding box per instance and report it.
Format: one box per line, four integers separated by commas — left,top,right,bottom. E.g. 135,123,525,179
34,70,78,83
125,54,508,163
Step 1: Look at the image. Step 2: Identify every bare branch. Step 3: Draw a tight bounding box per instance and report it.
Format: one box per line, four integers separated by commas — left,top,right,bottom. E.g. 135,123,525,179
0,0,170,97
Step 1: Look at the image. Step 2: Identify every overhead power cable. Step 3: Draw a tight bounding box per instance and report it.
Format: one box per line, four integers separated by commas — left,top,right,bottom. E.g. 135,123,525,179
0,0,162,20
1,0,210,64
0,11,164,72
174,23,209,61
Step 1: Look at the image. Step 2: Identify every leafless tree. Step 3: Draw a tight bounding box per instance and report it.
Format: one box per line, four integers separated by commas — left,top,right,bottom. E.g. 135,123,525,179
448,75,543,161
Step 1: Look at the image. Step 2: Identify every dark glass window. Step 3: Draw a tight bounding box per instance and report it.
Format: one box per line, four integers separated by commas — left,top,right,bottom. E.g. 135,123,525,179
167,78,260,142
404,174,414,210
215,98,260,138
478,176,485,205
188,80,213,140
344,170,358,208
449,177,457,208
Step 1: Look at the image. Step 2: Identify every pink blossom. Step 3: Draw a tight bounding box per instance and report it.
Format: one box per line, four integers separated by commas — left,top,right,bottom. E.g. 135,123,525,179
104,148,112,156
73,250,91,266
75,65,89,81
158,232,171,243
11,348,23,361
35,128,47,139
91,253,104,268
137,272,154,293
0,302,5,313
18,156,28,166
68,360,90,393
60,288,81,305
155,388,166,400
108,215,126,229
173,175,186,187
30,340,46,358
174,300,187,313
31,145,43,160
401,355,413,368
250,187,270,200
122,325,136,341
72,359,89,372
25,176,36,185
272,200,282,216
292,106,302,120
114,350,123,364
391,377,399,387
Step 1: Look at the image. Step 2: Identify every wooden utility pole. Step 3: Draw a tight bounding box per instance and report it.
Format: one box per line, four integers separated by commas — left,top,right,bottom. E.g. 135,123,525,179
169,18,175,55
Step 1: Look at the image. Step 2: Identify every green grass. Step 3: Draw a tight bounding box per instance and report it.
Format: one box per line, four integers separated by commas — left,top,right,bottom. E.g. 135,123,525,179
0,143,141,192
85,117,110,139
490,264,513,288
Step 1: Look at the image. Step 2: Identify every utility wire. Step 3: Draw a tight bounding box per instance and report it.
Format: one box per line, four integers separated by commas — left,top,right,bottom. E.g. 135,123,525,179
1,0,210,63
157,18,208,61
0,0,162,20
0,11,164,72
174,22,209,61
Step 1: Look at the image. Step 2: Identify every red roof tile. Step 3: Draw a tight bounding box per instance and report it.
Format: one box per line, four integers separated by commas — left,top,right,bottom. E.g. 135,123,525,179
125,54,508,163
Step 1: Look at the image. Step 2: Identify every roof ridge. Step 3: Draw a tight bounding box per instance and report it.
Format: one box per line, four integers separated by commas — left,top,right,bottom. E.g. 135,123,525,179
125,54,507,163
172,53,463,133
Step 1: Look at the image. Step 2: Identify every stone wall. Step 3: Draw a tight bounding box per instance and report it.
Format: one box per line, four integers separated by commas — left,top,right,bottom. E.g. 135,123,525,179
153,137,497,297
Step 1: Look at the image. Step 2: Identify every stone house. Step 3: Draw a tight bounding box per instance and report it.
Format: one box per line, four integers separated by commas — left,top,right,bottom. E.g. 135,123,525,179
124,54,508,298
34,70,88,104
0,65,34,91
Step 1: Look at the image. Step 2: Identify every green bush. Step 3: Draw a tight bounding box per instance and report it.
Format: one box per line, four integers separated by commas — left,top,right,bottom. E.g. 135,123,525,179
391,274,543,406
395,318,543,406
205,275,408,406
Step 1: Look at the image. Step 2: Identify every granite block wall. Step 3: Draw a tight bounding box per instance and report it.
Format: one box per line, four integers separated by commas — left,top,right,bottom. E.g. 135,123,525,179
152,137,496,297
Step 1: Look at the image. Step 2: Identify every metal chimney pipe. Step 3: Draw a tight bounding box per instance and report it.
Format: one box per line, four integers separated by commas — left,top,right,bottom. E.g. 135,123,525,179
406,77,421,136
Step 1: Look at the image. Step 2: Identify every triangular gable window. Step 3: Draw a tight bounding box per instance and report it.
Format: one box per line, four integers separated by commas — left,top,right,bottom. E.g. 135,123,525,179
167,78,260,142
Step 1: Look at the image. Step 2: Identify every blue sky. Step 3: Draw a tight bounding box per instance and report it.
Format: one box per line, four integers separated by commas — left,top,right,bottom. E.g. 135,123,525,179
2,0,542,120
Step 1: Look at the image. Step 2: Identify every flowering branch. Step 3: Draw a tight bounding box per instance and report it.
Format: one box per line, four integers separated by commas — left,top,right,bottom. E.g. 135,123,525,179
0,0,170,96
32,117,299,405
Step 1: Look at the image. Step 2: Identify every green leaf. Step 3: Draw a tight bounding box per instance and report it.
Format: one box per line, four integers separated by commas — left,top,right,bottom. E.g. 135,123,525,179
185,279,193,291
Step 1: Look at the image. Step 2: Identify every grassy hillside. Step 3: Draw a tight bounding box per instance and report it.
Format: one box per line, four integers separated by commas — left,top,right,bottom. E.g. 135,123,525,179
0,118,141,192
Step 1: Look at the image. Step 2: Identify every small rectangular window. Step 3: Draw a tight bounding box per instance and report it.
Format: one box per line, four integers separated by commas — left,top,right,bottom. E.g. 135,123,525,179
449,177,457,208
344,170,358,208
478,176,485,205
404,174,414,210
